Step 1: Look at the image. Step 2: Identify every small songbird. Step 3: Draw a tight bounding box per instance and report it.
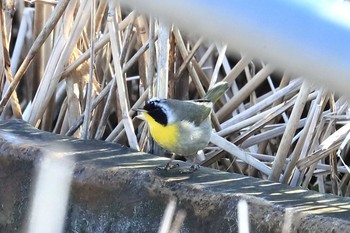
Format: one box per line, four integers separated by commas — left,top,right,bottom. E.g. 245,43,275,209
134,82,228,172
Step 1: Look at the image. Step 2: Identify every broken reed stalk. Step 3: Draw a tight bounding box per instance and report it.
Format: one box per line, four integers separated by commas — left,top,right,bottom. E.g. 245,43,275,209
36,5,54,130
222,54,252,84
81,0,96,139
220,79,302,129
218,104,282,137
269,73,292,123
210,132,272,175
217,64,275,121
329,94,339,195
241,118,308,149
297,122,350,171
63,33,110,78
198,43,215,66
268,81,312,182
192,58,211,90
12,6,135,132
134,15,149,95
94,13,135,140
281,97,319,184
0,0,22,119
252,96,318,145
65,50,89,138
147,15,155,97
65,28,151,138
107,3,139,150
0,0,70,113
62,11,136,77
282,89,329,184
210,43,227,88
174,37,203,81
106,87,149,142
173,26,206,98
245,151,349,174
95,1,108,33
66,79,113,136
233,94,299,145
3,0,14,42
94,75,116,140
29,0,91,127
301,121,333,189
32,2,46,101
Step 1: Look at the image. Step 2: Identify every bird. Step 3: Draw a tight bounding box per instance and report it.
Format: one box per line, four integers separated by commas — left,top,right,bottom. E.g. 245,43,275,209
134,81,228,172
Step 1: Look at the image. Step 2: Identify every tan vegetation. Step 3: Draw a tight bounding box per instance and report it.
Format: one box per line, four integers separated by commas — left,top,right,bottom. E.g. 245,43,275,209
2,0,350,196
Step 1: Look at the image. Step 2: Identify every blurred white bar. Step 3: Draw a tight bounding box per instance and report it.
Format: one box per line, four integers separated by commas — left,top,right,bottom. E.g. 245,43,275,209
27,151,74,233
119,0,350,96
158,199,176,233
238,199,250,233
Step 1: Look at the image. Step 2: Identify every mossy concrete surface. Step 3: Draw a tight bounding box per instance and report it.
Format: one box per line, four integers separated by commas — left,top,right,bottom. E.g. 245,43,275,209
1,120,350,233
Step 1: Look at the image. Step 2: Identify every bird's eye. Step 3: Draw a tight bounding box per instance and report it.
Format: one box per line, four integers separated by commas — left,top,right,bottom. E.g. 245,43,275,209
144,98,160,111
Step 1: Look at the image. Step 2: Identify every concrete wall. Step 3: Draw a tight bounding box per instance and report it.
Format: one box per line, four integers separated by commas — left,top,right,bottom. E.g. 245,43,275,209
1,120,350,233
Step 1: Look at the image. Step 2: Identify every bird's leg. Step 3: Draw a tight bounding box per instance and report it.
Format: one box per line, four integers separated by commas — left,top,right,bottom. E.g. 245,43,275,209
179,153,201,173
157,153,179,170
179,163,200,174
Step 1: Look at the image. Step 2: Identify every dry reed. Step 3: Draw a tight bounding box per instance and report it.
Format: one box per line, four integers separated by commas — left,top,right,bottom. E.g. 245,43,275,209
2,1,350,198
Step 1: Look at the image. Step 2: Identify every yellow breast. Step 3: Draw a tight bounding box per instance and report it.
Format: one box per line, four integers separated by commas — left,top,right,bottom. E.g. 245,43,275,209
144,113,178,150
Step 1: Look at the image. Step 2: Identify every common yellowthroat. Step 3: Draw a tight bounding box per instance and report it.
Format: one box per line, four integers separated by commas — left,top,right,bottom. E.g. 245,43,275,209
134,81,228,172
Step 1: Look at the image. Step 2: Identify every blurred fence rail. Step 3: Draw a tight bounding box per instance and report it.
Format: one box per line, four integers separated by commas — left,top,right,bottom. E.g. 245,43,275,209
120,0,350,96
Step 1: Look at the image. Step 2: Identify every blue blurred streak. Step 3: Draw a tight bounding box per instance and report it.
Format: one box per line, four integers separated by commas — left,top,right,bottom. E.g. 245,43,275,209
119,0,350,95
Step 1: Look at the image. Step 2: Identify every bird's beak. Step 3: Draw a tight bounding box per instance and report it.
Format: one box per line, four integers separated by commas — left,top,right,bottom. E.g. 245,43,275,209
132,108,146,120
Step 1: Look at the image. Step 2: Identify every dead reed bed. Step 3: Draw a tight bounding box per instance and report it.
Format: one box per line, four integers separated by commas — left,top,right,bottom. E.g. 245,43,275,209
2,1,350,197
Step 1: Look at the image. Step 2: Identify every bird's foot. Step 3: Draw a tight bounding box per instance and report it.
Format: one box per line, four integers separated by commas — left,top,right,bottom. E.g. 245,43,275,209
156,162,179,171
179,164,200,174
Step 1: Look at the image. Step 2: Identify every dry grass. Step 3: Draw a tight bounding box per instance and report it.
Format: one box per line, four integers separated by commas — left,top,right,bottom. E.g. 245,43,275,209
2,1,350,197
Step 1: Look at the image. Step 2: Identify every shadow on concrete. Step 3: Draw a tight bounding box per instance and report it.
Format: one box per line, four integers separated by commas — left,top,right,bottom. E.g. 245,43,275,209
1,120,350,233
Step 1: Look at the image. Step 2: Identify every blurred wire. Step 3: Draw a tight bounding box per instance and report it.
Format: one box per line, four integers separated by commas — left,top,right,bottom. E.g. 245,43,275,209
119,0,350,96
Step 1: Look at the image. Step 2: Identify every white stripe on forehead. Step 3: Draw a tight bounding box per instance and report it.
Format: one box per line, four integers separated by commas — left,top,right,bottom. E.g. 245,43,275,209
147,97,161,107
160,100,176,124
147,98,176,125
148,97,160,102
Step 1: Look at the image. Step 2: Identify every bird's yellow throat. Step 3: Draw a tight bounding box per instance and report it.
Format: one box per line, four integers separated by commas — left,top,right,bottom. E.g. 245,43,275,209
143,113,178,150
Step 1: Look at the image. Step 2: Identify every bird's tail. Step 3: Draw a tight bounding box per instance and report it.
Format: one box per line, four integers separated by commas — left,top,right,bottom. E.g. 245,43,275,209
204,81,229,104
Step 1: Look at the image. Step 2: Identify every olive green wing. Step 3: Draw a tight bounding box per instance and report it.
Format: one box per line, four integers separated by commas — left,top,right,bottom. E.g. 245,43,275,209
170,99,212,126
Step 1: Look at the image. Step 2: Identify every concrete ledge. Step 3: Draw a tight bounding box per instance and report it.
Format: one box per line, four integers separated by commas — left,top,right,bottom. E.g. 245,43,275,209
1,120,350,233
